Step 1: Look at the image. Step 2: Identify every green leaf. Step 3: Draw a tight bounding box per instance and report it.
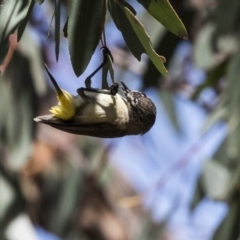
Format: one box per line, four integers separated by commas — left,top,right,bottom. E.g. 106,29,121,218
55,0,61,61
108,0,145,61
122,5,168,76
202,160,231,200
108,0,144,59
108,0,136,29
137,0,188,39
214,0,240,37
226,51,240,160
212,198,240,240
68,0,106,77
160,90,179,130
226,161,240,200
201,107,227,134
63,17,68,38
17,0,35,42
35,0,44,4
190,177,204,211
108,0,120,29
118,0,136,15
0,176,15,219
0,0,32,64
109,0,168,76
191,60,228,100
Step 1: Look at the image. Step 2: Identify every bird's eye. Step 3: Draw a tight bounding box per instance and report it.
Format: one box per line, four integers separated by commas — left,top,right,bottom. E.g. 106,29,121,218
142,93,146,97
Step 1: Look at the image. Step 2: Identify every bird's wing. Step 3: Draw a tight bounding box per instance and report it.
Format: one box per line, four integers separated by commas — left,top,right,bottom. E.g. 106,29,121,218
34,115,128,138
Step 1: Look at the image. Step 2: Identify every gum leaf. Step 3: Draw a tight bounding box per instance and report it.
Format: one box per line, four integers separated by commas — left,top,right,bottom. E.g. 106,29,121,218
68,0,106,76
137,0,188,39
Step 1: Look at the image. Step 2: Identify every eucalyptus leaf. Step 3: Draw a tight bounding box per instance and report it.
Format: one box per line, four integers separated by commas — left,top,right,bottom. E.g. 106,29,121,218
202,160,231,200
212,138,228,165
108,0,121,29
109,0,144,59
18,29,47,96
160,90,179,130
212,198,240,240
50,163,85,236
68,0,106,76
214,0,240,38
1,50,38,171
17,0,35,42
191,60,228,100
193,24,216,70
55,0,61,61
0,0,32,64
201,107,227,134
0,176,15,220
226,161,240,199
63,17,68,37
226,51,240,160
118,0,136,15
194,24,236,70
35,0,44,4
122,6,168,76
190,177,204,211
137,0,188,39
109,0,168,76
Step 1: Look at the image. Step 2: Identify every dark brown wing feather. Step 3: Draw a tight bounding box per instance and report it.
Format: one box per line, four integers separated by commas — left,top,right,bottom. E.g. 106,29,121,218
34,115,128,138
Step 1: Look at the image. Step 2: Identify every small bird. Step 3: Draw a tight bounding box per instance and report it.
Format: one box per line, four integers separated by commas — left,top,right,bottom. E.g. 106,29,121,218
34,65,156,138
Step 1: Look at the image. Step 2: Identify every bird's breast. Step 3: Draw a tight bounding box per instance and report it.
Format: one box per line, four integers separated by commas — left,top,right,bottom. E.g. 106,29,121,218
74,92,129,129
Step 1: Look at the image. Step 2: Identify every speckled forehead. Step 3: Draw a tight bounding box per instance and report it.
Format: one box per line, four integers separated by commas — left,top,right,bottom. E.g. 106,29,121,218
127,91,146,106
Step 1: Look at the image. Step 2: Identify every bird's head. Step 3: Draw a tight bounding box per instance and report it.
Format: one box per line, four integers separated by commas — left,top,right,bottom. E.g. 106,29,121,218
121,82,156,134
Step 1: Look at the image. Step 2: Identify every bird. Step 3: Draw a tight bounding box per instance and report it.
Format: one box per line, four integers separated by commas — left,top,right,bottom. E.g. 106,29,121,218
34,63,156,138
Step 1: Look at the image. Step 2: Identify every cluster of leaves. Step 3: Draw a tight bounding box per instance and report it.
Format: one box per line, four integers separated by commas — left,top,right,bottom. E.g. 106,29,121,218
0,1,188,240
3,0,240,240
0,0,187,79
190,0,240,239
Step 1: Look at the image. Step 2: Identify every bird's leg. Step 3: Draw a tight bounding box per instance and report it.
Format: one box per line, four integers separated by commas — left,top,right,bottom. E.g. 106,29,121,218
77,83,119,97
78,47,115,98
84,46,113,88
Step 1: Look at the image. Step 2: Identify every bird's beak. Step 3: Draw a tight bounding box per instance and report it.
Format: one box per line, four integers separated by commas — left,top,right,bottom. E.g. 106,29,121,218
121,82,130,95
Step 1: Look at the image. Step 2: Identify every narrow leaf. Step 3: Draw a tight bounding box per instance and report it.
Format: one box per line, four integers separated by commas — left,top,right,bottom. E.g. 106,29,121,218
35,0,44,4
137,0,188,39
212,198,240,240
109,0,144,60
108,0,120,29
122,6,168,76
191,60,228,100
202,160,230,200
68,0,106,77
118,0,136,15
0,0,32,64
55,0,61,61
108,0,168,76
17,0,35,42
226,52,240,164
190,177,204,211
63,17,68,37
108,0,136,30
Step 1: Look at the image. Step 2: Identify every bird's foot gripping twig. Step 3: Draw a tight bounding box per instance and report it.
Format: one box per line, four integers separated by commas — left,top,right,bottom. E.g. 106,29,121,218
77,82,119,98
